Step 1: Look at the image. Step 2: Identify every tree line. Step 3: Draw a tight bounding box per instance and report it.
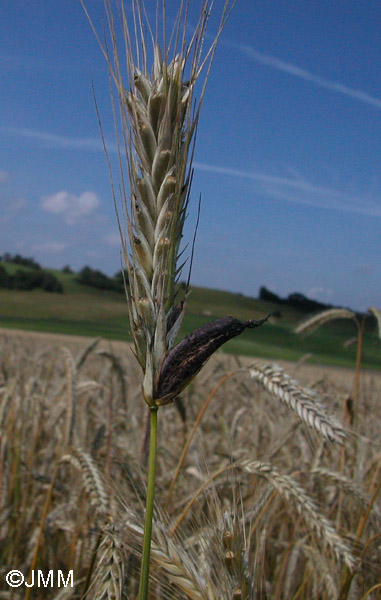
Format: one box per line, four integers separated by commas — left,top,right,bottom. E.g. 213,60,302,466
76,266,127,292
0,253,128,294
0,265,63,293
259,286,334,314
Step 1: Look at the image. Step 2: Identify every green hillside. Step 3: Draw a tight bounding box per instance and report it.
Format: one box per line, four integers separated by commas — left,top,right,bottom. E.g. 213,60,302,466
0,262,379,369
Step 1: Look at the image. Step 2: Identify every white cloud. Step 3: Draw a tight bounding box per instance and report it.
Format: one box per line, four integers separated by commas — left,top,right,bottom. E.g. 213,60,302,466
229,42,381,111
40,190,100,224
194,161,381,218
1,127,117,153
41,191,69,214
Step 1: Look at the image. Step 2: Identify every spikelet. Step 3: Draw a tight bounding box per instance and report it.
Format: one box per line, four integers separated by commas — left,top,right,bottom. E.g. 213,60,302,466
249,362,346,443
86,0,252,406
91,519,125,600
295,308,356,335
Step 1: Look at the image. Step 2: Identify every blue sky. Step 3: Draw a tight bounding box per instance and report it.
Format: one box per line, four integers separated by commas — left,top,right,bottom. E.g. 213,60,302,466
1,1,380,312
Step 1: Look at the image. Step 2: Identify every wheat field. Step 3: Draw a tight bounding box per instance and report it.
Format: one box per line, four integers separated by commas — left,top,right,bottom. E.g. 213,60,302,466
0,328,380,599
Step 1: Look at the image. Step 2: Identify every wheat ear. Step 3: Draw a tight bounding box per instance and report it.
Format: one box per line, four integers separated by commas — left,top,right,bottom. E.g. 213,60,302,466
368,307,381,341
295,308,356,335
249,362,346,443
239,459,354,570
125,515,215,600
311,468,381,525
91,519,125,600
60,446,109,517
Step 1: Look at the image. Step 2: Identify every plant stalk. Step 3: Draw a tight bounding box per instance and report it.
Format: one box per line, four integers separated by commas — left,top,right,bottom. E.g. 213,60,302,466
138,405,158,600
352,315,365,410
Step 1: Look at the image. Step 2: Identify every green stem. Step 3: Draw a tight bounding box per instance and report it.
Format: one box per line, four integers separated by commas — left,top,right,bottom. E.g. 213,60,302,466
138,405,158,600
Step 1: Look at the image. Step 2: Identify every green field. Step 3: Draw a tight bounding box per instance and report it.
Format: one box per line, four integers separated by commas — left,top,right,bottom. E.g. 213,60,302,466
0,263,379,369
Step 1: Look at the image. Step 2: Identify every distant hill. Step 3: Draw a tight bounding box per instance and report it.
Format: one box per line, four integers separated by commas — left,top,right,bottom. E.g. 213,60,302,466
0,256,379,368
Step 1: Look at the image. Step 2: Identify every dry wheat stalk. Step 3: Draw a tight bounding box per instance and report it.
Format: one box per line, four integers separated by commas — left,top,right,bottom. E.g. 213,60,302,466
239,459,354,569
62,347,77,446
0,378,15,427
76,337,102,370
295,308,356,335
283,541,303,599
60,447,109,517
96,350,128,409
249,362,346,443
